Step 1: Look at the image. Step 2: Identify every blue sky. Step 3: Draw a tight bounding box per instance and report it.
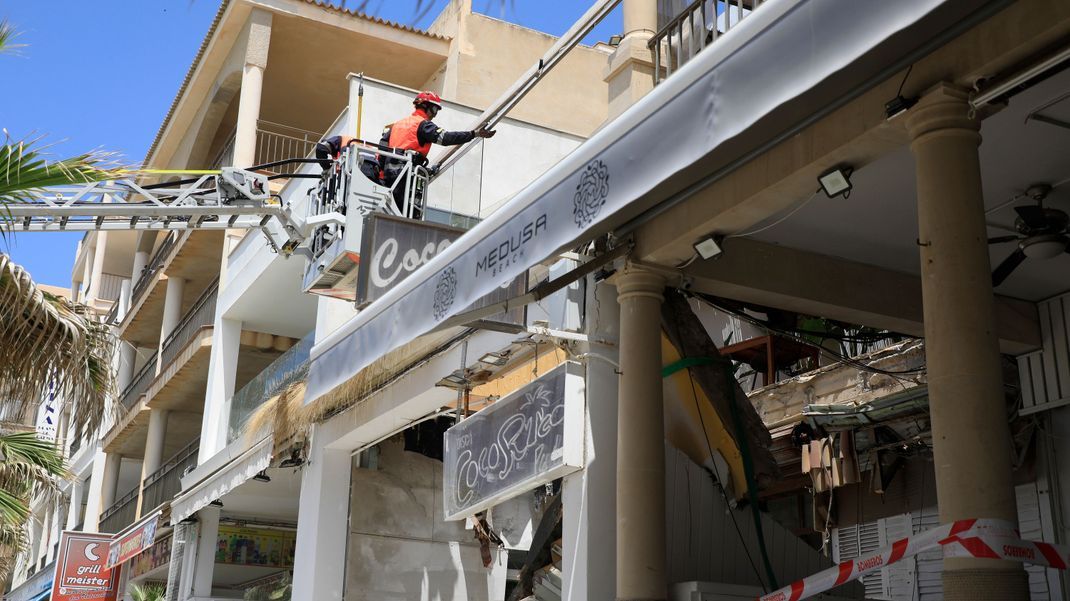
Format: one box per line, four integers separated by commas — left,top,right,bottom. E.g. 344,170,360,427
0,0,621,287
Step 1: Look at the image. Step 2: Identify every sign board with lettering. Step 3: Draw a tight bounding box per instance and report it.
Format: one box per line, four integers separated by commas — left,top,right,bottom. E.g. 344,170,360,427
443,361,585,520
106,510,160,569
51,531,121,601
357,213,525,327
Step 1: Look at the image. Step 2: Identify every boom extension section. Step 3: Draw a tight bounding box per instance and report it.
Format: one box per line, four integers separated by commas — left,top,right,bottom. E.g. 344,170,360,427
1,168,305,252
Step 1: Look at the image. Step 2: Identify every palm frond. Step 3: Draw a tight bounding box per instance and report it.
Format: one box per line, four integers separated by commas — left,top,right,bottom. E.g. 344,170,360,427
0,254,118,435
0,132,124,206
0,20,26,55
129,583,166,601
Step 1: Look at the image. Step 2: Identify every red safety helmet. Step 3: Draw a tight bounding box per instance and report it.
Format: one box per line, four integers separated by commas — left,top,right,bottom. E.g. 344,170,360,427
413,91,443,110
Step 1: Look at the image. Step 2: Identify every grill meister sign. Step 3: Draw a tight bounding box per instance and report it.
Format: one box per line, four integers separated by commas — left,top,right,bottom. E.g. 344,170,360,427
51,532,121,601
357,213,525,327
442,362,585,520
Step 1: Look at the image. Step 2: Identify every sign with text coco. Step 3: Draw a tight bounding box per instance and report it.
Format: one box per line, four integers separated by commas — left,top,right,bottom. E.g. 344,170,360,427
51,531,121,601
356,213,525,327
442,361,585,520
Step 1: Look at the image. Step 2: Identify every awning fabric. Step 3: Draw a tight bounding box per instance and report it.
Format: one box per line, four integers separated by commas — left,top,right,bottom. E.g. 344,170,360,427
169,437,272,524
305,0,992,405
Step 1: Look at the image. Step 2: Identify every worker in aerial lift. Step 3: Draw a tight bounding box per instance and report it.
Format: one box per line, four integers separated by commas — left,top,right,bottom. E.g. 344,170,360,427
379,91,496,217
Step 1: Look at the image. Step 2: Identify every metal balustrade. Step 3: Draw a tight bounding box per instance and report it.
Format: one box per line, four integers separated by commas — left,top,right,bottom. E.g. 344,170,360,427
160,280,218,369
651,0,763,84
122,231,179,322
120,353,158,410
210,121,321,176
141,436,200,512
98,485,139,534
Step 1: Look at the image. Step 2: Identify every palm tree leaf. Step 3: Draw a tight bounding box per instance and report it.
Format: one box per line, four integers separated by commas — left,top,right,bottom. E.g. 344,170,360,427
0,20,26,55
0,254,118,435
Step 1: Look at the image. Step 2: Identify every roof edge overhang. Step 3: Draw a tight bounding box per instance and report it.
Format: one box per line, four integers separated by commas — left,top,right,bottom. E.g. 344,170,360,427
143,0,451,170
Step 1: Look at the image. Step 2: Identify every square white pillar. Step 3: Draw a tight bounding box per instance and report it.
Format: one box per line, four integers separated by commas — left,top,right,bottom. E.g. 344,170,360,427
291,426,351,601
199,317,242,463
562,278,619,601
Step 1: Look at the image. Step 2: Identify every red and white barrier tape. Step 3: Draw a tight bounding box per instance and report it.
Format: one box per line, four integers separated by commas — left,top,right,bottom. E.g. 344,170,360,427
943,533,1070,570
758,519,1018,601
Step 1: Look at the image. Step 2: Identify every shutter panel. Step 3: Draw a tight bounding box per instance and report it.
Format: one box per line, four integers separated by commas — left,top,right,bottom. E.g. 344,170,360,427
879,514,916,600
912,510,943,601
833,522,884,599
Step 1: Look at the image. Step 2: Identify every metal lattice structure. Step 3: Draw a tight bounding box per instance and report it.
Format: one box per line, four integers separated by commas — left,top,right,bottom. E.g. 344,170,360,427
2,168,305,252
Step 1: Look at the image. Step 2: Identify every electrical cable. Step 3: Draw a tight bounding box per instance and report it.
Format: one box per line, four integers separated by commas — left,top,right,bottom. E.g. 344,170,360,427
726,191,819,239
689,292,926,378
896,64,914,98
683,363,767,591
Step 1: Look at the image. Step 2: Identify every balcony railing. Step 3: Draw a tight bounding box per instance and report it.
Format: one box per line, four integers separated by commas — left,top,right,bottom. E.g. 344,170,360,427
98,485,139,534
160,280,218,369
651,0,762,84
210,121,321,176
120,353,158,410
135,232,178,301
227,333,314,443
141,436,200,512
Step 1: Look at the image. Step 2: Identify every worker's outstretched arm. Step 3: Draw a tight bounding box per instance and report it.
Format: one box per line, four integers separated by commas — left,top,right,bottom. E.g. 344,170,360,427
417,121,495,147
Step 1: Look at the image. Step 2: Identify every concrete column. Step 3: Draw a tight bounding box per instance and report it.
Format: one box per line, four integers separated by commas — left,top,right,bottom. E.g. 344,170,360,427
232,10,272,168
141,410,170,480
80,244,95,304
615,265,666,601
83,448,107,533
87,231,108,301
292,427,351,601
161,276,186,340
605,0,657,119
198,317,242,463
191,506,220,598
100,453,122,512
117,342,137,393
563,278,620,601
66,480,83,530
905,84,1028,600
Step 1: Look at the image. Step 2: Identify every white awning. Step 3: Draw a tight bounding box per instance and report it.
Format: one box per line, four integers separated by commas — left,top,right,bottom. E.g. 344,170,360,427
305,0,991,405
169,437,272,524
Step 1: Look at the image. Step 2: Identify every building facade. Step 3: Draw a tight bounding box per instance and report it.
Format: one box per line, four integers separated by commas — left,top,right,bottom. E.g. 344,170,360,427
9,1,1070,601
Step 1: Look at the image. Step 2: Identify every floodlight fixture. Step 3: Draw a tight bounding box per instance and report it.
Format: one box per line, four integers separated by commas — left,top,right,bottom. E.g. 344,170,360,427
818,166,853,199
252,470,271,483
436,370,469,389
478,351,509,367
693,235,724,260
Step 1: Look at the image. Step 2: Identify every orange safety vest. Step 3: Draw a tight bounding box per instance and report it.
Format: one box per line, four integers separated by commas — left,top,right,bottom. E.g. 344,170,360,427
388,110,433,158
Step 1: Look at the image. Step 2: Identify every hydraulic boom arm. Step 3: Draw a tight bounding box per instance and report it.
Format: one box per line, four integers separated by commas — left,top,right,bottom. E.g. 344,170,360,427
1,168,306,253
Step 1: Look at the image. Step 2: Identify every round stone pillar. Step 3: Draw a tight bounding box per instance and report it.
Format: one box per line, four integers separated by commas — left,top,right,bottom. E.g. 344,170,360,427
615,265,666,601
905,84,1028,600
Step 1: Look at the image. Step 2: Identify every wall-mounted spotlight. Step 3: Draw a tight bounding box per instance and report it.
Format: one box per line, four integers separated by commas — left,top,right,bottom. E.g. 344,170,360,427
478,351,509,367
435,369,469,389
693,234,724,260
252,470,271,483
279,448,305,469
209,499,223,508
608,34,623,46
818,166,853,199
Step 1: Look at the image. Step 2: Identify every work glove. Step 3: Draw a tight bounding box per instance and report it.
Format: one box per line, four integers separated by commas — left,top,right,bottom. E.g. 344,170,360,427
474,127,496,139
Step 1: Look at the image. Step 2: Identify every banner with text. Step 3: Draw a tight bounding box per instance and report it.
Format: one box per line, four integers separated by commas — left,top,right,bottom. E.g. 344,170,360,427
443,361,585,520
51,531,121,601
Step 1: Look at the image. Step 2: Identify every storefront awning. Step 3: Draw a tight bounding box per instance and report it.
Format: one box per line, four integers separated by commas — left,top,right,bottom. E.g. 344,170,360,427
169,437,272,524
305,0,994,405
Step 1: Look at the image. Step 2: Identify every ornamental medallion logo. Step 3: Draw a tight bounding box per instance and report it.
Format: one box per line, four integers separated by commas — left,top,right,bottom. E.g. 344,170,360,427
573,159,610,228
433,266,458,320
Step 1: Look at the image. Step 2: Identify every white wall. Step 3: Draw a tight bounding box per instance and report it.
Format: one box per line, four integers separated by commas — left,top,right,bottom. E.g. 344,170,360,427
345,438,506,601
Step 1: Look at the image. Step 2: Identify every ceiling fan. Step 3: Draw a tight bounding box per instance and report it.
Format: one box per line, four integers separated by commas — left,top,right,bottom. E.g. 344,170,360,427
989,184,1070,286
